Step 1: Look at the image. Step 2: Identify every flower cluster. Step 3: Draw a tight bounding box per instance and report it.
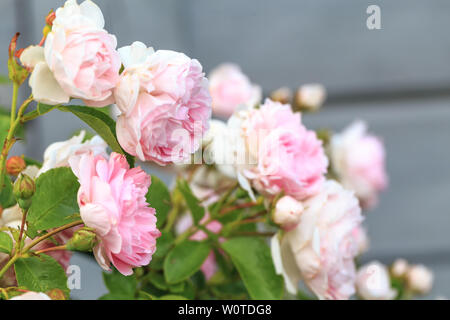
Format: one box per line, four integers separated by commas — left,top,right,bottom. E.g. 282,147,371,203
0,0,435,301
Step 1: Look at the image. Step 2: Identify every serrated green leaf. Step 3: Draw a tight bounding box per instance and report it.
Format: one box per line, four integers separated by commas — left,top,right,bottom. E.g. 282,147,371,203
58,105,134,167
177,179,204,225
27,167,80,231
164,240,210,284
0,232,13,254
221,237,284,300
14,254,69,296
103,267,136,298
146,175,171,229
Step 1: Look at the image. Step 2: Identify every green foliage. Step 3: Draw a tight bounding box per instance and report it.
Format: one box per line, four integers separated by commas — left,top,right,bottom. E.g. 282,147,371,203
101,268,137,300
221,237,284,300
146,175,171,228
14,254,69,297
176,179,205,225
0,176,15,209
0,232,13,254
164,240,211,284
58,105,134,167
27,167,80,237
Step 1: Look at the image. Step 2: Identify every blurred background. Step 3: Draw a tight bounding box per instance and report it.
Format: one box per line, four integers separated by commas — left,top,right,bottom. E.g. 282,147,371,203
1,0,449,299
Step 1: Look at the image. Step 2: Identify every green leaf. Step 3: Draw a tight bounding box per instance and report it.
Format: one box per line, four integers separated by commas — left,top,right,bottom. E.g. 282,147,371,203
0,232,13,254
58,105,134,167
221,237,284,300
153,231,174,259
27,167,80,233
14,254,69,296
176,179,205,225
0,176,15,209
164,240,210,284
103,267,136,298
146,175,171,229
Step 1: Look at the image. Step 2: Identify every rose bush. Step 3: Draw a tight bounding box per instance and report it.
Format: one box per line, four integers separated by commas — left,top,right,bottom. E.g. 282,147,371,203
0,0,434,301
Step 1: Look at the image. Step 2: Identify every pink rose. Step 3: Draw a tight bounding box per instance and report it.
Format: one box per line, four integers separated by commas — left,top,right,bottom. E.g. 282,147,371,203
271,180,363,299
209,63,261,118
69,152,161,275
242,99,328,200
115,42,212,165
330,121,388,209
21,0,120,106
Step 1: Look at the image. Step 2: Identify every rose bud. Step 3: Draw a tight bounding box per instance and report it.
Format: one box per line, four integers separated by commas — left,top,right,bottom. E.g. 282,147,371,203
13,174,35,210
66,227,98,252
270,87,293,104
273,196,303,230
356,261,397,300
6,156,26,176
295,83,326,112
391,258,409,278
407,264,433,294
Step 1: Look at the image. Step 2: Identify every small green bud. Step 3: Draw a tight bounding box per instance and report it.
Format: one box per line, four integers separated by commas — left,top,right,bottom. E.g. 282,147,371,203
66,227,98,252
13,174,35,200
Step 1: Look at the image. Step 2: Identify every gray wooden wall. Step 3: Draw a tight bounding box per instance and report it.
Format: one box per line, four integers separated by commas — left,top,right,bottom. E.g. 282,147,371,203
1,0,449,299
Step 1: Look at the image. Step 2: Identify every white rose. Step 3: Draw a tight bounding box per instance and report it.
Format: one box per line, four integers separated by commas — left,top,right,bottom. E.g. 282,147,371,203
271,180,363,299
356,261,397,300
38,130,107,176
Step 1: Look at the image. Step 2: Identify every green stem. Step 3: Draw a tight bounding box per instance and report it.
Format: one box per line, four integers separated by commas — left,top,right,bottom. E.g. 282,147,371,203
163,190,182,232
0,255,19,281
9,83,18,127
22,219,83,253
0,94,33,193
0,219,84,282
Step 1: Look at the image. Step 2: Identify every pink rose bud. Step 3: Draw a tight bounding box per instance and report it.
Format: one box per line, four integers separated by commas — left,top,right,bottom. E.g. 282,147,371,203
356,261,397,300
407,265,433,294
273,196,303,230
6,156,26,176
391,258,409,278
